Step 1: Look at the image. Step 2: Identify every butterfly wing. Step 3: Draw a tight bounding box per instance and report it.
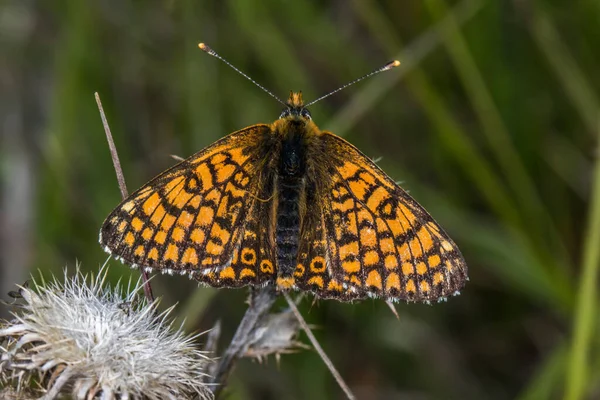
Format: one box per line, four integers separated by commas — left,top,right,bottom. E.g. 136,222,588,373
100,124,278,287
214,166,278,287
295,132,467,303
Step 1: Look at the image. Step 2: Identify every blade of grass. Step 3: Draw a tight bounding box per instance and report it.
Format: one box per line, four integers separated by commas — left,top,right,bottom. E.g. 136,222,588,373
351,0,575,313
40,0,92,277
409,74,521,228
179,287,217,332
330,0,483,135
349,0,521,231
517,342,567,400
402,168,573,309
544,134,591,200
527,6,600,400
565,120,600,400
424,0,565,263
181,0,224,151
530,9,600,136
230,0,312,97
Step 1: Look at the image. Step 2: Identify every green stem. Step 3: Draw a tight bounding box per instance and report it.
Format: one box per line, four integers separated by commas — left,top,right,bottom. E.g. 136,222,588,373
565,120,600,400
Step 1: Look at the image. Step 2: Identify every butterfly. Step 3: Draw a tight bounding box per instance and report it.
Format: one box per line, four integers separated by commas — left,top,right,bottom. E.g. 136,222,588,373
100,43,467,303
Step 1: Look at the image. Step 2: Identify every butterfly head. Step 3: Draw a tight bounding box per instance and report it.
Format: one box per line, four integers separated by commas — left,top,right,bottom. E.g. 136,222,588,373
279,91,312,120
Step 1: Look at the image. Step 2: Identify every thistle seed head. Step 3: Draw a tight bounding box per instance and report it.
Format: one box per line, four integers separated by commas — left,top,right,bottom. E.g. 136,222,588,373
0,265,214,400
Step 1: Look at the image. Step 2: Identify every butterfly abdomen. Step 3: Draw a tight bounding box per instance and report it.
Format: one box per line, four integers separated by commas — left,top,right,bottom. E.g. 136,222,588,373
275,124,307,279
276,182,301,278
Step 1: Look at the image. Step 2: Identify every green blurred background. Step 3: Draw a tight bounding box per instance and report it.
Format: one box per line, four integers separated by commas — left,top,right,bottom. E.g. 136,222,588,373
1,0,599,399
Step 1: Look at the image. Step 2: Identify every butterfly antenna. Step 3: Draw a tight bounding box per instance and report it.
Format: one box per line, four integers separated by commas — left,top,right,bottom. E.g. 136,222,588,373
198,43,287,107
304,60,401,107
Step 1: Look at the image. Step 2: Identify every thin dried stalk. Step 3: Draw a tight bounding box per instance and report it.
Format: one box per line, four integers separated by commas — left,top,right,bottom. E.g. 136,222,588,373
94,92,154,303
283,293,355,400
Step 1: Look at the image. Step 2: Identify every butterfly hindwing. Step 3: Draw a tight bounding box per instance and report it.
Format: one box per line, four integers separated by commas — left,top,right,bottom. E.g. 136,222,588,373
296,132,467,302
100,124,277,286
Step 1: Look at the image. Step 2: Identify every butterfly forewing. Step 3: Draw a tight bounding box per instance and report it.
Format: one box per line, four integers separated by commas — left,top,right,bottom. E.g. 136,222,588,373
100,124,277,286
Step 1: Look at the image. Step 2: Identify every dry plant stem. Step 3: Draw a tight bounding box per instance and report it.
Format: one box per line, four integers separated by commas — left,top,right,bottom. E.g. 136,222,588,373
211,287,277,398
94,92,154,303
202,320,222,382
94,93,128,200
41,367,74,400
283,292,356,400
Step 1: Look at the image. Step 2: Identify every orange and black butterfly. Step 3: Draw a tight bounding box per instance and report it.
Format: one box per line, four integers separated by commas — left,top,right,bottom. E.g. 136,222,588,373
100,43,467,303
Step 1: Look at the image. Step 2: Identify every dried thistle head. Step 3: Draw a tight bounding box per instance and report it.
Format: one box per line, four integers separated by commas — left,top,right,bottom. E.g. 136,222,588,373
0,385,37,400
0,265,214,400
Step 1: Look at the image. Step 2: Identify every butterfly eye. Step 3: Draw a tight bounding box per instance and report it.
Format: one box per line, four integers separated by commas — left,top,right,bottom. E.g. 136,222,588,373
279,109,291,119
301,109,311,120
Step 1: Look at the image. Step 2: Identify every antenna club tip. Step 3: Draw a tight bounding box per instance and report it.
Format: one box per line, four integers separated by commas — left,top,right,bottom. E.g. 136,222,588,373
382,60,401,71
198,42,210,52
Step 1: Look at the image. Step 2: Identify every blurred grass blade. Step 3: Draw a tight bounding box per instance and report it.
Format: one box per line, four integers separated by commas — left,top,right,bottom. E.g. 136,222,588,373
530,9,600,135
348,0,520,228
329,0,483,135
518,343,567,400
565,121,600,400
349,0,573,308
414,178,573,309
231,0,312,96
179,287,217,332
424,0,563,259
544,134,591,200
410,76,521,227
